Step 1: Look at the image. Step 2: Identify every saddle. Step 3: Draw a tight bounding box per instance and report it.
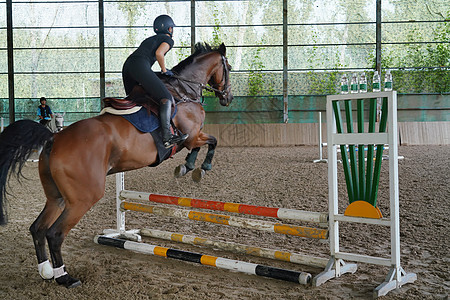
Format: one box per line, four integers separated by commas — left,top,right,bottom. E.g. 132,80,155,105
101,86,179,166
102,86,164,116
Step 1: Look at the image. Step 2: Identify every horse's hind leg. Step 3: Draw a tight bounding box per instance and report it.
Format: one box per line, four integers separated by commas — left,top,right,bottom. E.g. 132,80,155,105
30,152,65,280
30,200,64,280
45,167,106,288
32,150,104,288
45,204,91,288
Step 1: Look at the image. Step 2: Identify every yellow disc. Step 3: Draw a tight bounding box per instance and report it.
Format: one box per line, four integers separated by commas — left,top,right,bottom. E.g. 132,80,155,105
344,200,383,219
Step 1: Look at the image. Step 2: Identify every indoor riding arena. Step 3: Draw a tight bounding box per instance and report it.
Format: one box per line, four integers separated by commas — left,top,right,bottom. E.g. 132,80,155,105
0,1,448,300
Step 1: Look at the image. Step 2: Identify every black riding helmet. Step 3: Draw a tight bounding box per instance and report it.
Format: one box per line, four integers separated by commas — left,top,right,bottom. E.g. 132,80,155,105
153,15,175,37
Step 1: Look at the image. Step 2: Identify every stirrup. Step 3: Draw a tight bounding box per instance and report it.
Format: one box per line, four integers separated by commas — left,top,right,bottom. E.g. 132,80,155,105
163,133,189,149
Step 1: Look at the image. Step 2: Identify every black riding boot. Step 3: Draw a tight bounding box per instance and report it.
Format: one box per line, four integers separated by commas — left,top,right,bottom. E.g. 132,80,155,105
160,99,188,148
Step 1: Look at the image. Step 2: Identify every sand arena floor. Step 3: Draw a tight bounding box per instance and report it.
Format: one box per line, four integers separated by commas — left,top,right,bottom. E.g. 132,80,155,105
0,145,448,299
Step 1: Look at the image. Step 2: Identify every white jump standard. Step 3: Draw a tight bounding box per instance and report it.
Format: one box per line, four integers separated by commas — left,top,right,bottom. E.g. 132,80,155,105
313,91,416,297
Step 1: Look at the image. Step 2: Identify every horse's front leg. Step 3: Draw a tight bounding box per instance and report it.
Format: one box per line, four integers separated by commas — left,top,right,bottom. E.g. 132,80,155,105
192,136,217,182
174,132,217,182
174,147,200,178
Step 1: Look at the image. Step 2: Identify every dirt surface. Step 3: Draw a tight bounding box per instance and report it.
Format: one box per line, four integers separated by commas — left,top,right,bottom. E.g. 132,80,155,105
0,145,448,300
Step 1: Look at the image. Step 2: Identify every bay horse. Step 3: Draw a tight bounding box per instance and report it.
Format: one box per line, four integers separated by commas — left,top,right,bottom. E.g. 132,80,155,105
0,42,232,288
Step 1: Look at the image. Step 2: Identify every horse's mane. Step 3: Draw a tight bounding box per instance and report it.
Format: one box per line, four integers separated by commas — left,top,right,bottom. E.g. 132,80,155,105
172,42,224,73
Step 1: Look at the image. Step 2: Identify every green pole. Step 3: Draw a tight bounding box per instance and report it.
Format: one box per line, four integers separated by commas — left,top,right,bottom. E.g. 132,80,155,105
344,100,359,202
365,98,377,203
333,101,354,204
357,99,365,201
370,97,388,206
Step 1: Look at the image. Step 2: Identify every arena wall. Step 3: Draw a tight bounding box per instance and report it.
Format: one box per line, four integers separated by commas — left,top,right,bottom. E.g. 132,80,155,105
203,122,450,146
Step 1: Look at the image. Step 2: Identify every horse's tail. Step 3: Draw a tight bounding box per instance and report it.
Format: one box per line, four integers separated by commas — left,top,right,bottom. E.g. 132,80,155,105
0,120,54,225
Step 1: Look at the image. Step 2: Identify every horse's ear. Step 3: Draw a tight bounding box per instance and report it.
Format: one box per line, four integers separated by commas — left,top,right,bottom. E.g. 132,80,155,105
218,43,226,56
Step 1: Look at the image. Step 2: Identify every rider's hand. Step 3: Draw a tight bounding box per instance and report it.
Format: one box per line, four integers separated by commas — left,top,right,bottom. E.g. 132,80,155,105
163,69,174,77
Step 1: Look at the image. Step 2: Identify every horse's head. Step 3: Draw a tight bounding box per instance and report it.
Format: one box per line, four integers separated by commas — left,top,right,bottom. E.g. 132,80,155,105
208,43,233,106
55,112,65,132
171,42,233,106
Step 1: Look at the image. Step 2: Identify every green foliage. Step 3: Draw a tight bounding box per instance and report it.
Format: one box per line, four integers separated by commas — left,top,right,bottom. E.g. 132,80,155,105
116,1,145,47
1,0,449,110
425,11,450,68
211,8,223,47
248,48,274,96
202,7,227,98
305,37,343,95
391,10,450,94
304,8,450,95
175,40,191,63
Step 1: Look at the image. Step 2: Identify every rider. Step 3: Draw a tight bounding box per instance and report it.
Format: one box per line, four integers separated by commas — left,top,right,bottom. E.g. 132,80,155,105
122,14,188,148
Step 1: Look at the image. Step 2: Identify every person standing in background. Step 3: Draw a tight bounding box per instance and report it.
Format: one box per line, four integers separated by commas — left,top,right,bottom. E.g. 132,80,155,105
37,97,53,126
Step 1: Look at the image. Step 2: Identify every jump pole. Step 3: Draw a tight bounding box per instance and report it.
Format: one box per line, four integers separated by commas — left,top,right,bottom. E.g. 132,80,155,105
119,190,328,224
99,172,329,285
120,201,328,240
139,228,329,268
94,235,312,285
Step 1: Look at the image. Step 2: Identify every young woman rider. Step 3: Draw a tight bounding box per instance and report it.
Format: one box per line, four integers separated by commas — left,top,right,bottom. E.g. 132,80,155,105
122,14,188,148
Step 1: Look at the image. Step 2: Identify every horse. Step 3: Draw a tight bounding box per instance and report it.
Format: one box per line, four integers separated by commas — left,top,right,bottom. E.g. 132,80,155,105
45,113,65,133
54,113,65,132
0,42,233,288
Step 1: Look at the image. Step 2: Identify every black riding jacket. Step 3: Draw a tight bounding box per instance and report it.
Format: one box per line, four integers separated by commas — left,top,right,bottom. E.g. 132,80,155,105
130,34,174,67
122,34,175,99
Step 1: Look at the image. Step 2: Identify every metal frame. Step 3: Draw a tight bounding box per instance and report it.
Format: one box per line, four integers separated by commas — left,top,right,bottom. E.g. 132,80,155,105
1,0,448,123
313,91,416,298
6,0,14,123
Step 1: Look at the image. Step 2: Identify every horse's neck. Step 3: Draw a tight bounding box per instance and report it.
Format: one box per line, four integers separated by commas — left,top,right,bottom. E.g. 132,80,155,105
165,74,203,102
171,54,219,101
180,55,218,84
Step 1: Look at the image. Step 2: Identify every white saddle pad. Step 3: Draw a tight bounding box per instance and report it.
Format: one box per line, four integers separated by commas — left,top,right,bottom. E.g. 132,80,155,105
99,106,142,116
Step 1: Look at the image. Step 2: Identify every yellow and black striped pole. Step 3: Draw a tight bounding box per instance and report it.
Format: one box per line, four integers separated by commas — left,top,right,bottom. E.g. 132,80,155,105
94,235,312,285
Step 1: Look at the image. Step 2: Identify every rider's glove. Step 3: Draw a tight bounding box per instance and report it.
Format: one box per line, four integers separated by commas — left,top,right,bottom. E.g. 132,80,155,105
163,69,174,77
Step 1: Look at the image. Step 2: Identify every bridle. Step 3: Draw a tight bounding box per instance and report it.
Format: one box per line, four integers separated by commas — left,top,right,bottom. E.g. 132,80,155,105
207,55,231,97
170,55,230,102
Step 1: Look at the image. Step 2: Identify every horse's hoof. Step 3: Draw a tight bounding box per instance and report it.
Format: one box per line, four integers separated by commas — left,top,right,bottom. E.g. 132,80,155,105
56,274,82,288
192,168,205,183
174,164,187,178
